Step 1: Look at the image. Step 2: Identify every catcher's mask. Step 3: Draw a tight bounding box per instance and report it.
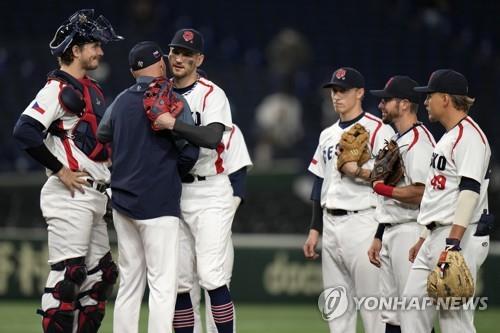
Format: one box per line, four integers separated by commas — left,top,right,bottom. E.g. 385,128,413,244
49,9,124,56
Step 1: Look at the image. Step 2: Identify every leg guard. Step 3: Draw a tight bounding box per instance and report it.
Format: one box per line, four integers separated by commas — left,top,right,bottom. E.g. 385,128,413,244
38,257,87,333
76,252,118,333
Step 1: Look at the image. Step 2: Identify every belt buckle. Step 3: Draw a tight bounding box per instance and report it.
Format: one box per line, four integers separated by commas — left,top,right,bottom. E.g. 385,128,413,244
87,179,107,193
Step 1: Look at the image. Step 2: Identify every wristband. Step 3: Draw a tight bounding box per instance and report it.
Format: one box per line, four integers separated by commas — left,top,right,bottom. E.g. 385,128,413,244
373,182,395,198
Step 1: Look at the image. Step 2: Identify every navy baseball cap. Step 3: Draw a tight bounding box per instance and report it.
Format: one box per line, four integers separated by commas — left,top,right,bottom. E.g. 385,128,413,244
323,67,365,89
370,76,420,103
169,29,204,54
129,41,166,71
414,69,468,95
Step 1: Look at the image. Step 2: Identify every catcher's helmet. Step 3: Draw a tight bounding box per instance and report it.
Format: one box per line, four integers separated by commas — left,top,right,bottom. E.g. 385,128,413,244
49,9,123,56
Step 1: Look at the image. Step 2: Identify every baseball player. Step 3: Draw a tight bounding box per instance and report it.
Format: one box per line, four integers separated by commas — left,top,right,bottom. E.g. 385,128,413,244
153,29,235,333
97,41,199,333
188,123,253,333
399,69,491,333
303,67,394,333
366,76,436,333
12,9,122,333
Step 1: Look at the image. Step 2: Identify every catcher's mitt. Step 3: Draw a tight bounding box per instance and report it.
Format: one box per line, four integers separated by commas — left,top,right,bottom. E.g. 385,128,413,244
337,124,370,170
427,250,475,304
370,140,404,186
143,77,184,130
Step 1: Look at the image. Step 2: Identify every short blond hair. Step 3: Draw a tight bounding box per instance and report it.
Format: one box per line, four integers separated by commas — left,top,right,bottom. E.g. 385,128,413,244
450,94,475,113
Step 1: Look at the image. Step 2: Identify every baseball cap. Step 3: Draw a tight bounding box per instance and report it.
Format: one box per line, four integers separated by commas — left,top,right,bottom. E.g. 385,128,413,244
129,41,166,71
414,69,468,95
323,67,365,89
168,29,204,54
370,76,420,103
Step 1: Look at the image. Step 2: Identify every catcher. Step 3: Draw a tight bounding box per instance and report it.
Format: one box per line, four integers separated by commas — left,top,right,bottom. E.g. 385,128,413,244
304,67,394,333
399,69,492,333
366,76,436,333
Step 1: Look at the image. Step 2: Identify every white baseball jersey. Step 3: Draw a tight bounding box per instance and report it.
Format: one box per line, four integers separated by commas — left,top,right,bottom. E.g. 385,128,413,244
178,77,233,177
221,124,253,175
418,116,491,225
308,113,395,210
375,124,436,223
22,79,110,182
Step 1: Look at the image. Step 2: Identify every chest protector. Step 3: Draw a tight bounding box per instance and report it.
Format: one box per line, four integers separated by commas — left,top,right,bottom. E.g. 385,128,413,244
47,69,110,161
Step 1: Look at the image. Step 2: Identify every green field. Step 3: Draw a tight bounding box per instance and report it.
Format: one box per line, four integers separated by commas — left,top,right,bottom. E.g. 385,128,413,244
1,301,498,332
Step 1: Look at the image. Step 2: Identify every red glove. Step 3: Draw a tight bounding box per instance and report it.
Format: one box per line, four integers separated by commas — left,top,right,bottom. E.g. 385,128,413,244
143,77,184,130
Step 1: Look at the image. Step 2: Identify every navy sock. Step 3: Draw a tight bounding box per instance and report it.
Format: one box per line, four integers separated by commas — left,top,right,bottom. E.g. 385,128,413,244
207,286,234,333
385,323,401,333
173,292,194,333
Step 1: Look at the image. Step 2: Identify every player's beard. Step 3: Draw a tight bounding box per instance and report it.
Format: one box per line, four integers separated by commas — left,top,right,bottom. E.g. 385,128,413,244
382,108,396,124
80,56,101,71
172,60,197,80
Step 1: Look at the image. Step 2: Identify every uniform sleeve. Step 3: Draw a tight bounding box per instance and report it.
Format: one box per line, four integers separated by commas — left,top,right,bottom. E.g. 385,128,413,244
405,140,433,184
177,94,195,126
223,125,253,174
308,142,324,178
453,131,487,183
372,124,395,154
228,167,248,199
22,81,66,129
201,86,233,130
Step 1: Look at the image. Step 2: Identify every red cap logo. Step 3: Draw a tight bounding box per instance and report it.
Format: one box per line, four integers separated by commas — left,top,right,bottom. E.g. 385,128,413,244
183,31,194,43
335,68,346,80
385,77,394,89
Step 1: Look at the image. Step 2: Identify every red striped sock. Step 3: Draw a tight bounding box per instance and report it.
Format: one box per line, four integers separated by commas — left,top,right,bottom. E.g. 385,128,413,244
173,293,194,333
211,301,234,332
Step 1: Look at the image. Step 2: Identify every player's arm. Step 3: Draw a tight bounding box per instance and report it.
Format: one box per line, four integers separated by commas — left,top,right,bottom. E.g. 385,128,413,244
341,164,372,182
13,115,63,173
13,115,87,196
372,182,425,205
447,133,486,245
448,177,480,242
409,226,429,263
228,167,248,209
154,111,224,149
304,176,323,260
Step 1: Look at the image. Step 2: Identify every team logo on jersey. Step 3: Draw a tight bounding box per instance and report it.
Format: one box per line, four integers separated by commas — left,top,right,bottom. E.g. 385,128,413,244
335,69,346,80
318,286,349,320
183,31,194,43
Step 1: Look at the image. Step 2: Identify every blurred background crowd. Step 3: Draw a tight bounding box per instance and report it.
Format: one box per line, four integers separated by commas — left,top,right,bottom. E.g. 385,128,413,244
1,0,499,237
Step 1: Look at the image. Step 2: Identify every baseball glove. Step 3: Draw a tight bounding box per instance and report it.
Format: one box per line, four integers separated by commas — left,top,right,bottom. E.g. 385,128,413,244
370,140,404,186
143,77,184,130
337,124,370,170
427,250,475,304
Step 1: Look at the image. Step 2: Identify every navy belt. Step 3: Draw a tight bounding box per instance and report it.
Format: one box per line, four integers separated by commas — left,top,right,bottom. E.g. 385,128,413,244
182,174,207,183
327,209,359,216
426,222,437,231
87,179,109,193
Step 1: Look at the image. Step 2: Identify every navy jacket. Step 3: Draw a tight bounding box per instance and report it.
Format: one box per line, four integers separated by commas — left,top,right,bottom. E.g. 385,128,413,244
97,76,198,219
